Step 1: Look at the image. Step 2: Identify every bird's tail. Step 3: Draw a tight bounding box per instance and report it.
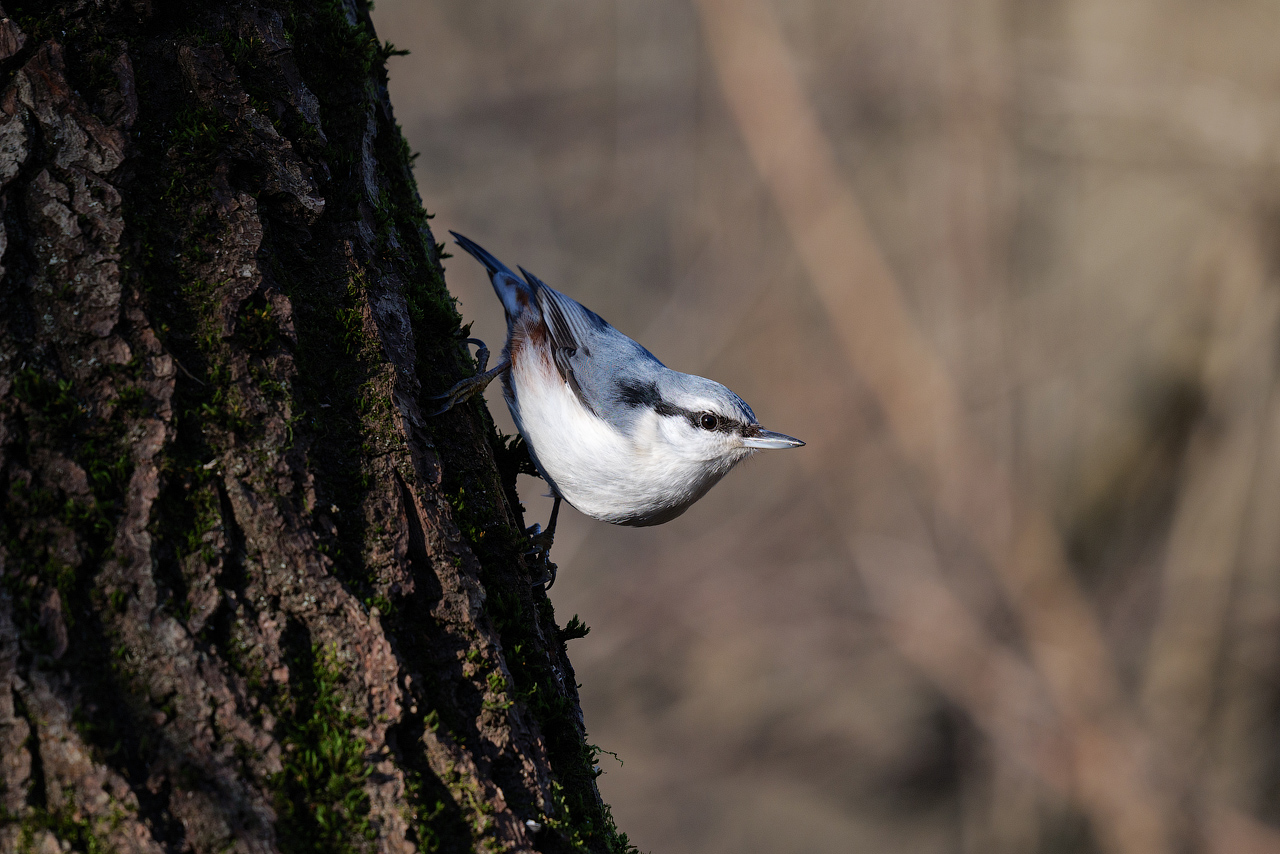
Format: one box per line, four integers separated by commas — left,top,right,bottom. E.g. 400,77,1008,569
450,232,512,277
450,232,531,321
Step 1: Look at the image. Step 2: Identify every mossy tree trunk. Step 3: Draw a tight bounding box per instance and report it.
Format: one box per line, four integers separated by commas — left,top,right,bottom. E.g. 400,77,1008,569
0,3,627,852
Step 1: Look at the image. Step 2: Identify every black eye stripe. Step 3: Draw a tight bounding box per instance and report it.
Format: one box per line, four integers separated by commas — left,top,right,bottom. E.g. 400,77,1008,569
618,379,663,409
625,385,743,433
691,411,740,433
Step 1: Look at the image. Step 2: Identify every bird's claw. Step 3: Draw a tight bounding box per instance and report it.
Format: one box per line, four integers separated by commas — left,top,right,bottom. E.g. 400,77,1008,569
428,339,510,416
525,515,559,589
526,521,553,548
526,547,558,590
427,371,498,416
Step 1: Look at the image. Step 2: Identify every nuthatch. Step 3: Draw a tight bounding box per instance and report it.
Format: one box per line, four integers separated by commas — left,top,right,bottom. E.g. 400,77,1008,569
433,233,803,579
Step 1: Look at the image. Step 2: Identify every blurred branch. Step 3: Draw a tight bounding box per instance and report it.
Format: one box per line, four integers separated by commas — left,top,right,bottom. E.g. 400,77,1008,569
1141,224,1280,795
692,0,1173,851
1209,388,1280,813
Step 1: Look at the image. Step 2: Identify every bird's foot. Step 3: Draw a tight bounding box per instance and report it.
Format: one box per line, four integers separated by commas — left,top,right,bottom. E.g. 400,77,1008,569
525,496,562,590
526,551,558,590
525,522,558,589
428,338,510,416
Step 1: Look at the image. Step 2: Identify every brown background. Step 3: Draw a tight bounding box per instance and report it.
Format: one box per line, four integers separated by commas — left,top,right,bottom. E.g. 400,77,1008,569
371,2,1280,852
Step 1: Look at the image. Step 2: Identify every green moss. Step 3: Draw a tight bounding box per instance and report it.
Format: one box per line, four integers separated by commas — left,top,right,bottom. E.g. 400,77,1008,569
236,298,282,354
263,260,379,595
273,643,376,854
177,481,221,564
223,622,270,694
558,615,591,642
4,4,114,96
482,670,515,713
419,353,637,851
4,800,117,854
11,369,81,437
3,365,133,635
0,364,146,836
539,781,595,853
168,103,233,156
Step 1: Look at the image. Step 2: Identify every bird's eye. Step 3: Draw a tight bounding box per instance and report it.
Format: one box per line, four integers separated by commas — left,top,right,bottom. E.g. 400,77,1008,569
699,413,719,431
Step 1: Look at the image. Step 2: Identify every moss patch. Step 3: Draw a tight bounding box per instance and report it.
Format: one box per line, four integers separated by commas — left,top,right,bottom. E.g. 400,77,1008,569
4,801,116,854
273,641,377,854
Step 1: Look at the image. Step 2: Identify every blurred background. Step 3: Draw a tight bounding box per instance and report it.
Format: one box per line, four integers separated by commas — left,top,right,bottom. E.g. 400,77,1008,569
370,2,1280,852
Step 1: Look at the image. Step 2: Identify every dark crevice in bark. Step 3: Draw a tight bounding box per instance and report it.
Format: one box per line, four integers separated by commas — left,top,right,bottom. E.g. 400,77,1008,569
137,773,189,850
13,690,42,810
396,471,443,610
216,477,248,594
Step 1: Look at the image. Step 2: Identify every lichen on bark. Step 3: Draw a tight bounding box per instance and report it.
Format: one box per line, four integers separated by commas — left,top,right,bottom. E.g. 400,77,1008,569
0,2,633,852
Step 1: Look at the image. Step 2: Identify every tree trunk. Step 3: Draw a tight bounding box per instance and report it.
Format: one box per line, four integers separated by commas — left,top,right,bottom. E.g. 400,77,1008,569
0,3,627,852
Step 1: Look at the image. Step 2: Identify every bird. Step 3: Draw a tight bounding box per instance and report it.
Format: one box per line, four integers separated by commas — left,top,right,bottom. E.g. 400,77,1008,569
432,232,804,580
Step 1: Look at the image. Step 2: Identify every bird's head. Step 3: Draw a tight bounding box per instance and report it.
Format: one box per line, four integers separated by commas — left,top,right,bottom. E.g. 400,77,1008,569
617,372,804,473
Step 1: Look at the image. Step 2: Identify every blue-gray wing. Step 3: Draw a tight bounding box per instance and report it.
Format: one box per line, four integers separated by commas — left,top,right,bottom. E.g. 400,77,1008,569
520,268,665,424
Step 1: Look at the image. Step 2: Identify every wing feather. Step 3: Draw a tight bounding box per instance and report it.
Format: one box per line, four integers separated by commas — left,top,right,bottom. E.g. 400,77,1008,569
518,266,669,427
520,267,611,414
522,268,608,350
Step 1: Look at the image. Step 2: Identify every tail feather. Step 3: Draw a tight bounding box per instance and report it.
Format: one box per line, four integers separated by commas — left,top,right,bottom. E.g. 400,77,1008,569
517,266,549,292
450,232,530,321
450,231,515,277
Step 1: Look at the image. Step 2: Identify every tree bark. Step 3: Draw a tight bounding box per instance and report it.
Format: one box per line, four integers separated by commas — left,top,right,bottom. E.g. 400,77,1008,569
0,3,626,852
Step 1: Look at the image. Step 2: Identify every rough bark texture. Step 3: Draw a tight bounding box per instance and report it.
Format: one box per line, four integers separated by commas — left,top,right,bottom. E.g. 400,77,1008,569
0,3,627,852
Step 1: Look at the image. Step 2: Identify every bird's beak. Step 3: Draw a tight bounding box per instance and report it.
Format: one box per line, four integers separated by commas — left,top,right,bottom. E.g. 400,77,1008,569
740,429,805,450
